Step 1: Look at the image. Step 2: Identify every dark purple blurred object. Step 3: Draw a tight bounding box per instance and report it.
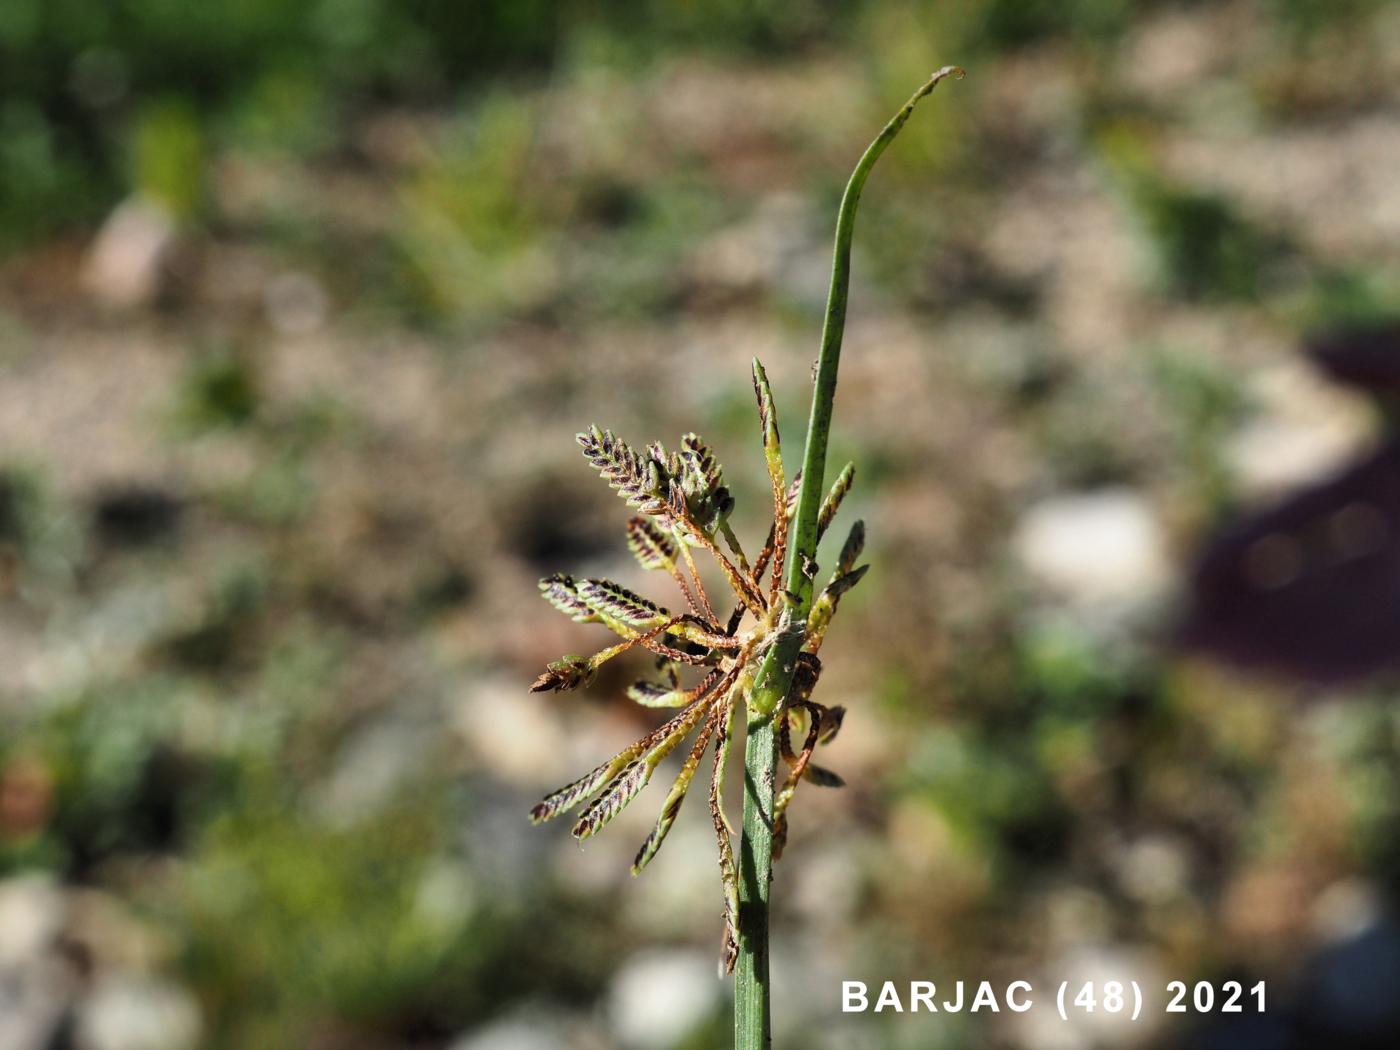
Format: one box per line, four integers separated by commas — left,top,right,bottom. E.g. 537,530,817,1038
1182,439,1400,684
1180,321,1400,684
1179,920,1400,1050
1306,321,1400,397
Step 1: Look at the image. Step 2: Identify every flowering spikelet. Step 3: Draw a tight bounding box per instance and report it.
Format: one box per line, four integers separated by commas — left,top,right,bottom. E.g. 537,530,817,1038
577,426,672,517
529,371,863,972
632,711,720,874
817,463,855,541
806,521,868,653
672,433,734,535
571,760,650,840
577,578,670,629
529,754,632,824
627,681,688,707
626,517,677,571
538,574,597,622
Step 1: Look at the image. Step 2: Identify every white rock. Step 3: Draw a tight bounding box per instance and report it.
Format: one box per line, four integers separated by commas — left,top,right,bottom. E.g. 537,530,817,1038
453,676,568,788
74,976,201,1050
449,1014,567,1050
1006,944,1162,1050
1012,488,1170,607
0,875,65,966
609,948,720,1049
83,198,176,309
1226,361,1372,498
1313,878,1384,944
1116,834,1191,904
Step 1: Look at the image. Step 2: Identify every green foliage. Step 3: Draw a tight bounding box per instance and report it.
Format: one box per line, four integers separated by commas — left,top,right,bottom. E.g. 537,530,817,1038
0,0,565,243
1264,0,1387,37
1133,178,1292,302
175,796,476,1044
959,0,1136,50
1097,122,1298,302
396,93,552,321
175,350,260,431
132,97,205,216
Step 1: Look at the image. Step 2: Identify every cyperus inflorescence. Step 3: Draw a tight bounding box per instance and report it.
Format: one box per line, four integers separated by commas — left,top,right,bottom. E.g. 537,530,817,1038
528,361,866,971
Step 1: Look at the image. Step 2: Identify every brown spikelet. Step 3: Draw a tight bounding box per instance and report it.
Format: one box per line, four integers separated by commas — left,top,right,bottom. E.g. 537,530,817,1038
530,753,632,824
818,704,846,744
577,578,670,628
530,655,594,693
570,695,716,840
572,760,650,840
752,359,790,599
632,710,719,874
785,470,802,520
626,517,677,571
710,696,740,975
773,702,823,857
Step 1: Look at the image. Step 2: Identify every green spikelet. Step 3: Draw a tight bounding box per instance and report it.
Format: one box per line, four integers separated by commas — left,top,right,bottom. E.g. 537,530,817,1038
538,574,598,623
627,681,691,708
571,698,712,840
751,359,784,485
680,433,724,491
675,433,734,533
803,763,846,788
826,563,868,600
577,578,670,629
835,518,865,576
816,463,855,542
632,713,719,874
577,426,672,517
626,517,678,572
711,697,740,975
805,562,868,646
530,752,636,824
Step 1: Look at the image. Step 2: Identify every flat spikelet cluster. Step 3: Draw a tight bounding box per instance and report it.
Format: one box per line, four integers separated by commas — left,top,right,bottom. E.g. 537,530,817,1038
528,358,867,971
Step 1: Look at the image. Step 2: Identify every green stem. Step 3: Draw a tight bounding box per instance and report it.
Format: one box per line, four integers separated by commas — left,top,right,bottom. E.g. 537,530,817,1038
734,66,962,1050
734,711,775,1045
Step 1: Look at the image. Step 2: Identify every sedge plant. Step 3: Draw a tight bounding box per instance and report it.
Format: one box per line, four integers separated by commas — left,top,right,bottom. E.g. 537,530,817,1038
527,66,964,1049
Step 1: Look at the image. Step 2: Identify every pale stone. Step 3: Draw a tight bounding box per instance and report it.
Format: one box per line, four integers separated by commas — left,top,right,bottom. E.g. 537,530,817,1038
609,948,720,1049
1013,489,1170,607
74,976,201,1050
83,199,176,309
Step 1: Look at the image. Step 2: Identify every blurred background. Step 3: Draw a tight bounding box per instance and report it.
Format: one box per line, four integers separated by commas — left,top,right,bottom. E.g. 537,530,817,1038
2,1,1400,1048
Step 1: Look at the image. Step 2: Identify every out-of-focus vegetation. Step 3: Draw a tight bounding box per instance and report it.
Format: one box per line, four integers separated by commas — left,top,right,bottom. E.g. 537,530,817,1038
2,1,1400,1048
